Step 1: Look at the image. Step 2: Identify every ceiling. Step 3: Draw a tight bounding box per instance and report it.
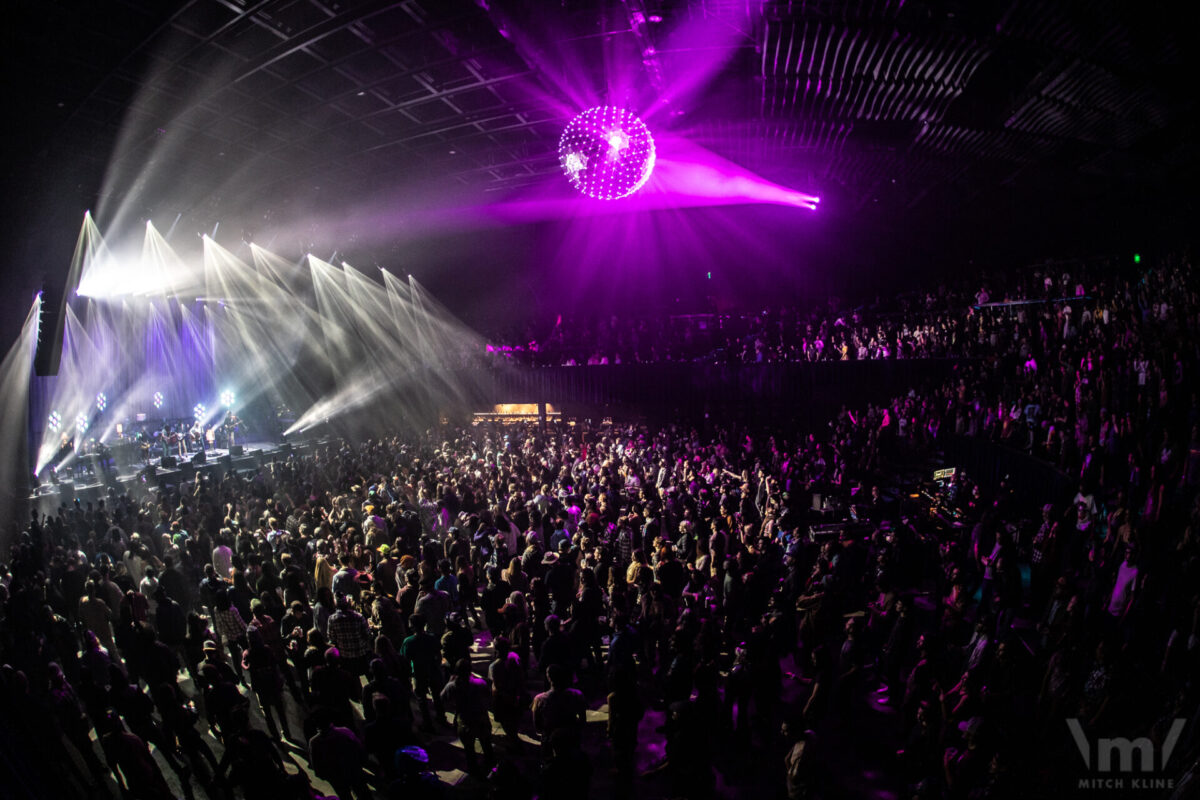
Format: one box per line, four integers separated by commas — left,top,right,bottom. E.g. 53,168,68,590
2,0,1198,317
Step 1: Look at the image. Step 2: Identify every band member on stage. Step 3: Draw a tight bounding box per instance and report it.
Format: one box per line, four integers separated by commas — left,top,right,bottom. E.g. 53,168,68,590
166,424,181,459
135,432,151,463
221,412,239,450
159,424,173,459
190,419,207,453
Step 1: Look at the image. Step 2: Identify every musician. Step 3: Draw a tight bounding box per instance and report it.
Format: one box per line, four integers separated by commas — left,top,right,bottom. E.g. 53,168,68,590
135,432,151,463
165,424,182,459
160,424,173,459
190,419,207,453
88,439,113,475
221,412,239,450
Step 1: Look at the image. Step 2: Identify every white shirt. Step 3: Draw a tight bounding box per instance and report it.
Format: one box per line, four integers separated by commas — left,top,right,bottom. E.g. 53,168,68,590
140,575,159,615
125,552,147,587
212,544,233,579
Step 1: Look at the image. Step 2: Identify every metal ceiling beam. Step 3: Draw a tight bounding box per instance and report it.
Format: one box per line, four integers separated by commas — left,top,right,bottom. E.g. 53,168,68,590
98,2,506,178
230,0,405,84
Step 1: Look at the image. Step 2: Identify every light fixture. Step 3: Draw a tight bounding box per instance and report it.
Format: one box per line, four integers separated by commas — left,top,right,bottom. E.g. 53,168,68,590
559,106,655,199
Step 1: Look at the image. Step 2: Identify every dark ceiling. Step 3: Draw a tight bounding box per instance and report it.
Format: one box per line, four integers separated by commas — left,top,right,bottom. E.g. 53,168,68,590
2,0,1198,326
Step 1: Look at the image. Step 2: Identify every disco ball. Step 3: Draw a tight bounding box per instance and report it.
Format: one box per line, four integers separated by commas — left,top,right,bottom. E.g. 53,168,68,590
558,106,655,199
152,391,164,409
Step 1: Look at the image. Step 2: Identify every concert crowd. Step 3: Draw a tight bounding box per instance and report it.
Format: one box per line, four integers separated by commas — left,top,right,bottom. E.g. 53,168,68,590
1,253,1199,800
486,256,1191,368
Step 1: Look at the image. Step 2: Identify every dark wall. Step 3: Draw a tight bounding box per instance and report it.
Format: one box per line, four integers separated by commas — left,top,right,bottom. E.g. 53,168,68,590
462,359,966,428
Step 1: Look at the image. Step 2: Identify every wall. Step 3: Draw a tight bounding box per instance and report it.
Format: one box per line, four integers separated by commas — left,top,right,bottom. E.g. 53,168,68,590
463,359,968,428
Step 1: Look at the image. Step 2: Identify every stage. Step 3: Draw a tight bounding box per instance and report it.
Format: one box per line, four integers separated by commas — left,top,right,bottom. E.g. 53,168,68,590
27,438,322,515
